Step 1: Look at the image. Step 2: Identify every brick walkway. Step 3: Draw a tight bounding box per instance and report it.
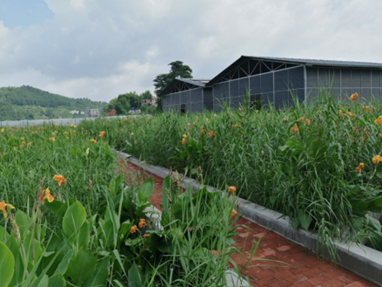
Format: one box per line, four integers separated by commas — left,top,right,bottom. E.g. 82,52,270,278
117,160,377,287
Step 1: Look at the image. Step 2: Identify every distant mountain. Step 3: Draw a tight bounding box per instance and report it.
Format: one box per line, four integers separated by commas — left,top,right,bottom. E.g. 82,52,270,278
0,85,106,121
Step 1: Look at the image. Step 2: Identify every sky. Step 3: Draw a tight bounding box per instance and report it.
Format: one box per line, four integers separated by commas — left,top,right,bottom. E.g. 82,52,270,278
1,0,382,102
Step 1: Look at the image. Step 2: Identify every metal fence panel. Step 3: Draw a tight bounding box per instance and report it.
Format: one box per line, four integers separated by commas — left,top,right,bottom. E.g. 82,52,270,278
341,70,352,87
306,67,318,88
361,71,371,88
274,69,288,91
318,68,330,87
229,79,239,98
351,70,361,88
238,78,249,97
249,74,261,94
372,70,381,87
261,73,273,93
289,67,304,89
331,69,340,87
191,88,203,102
274,91,290,109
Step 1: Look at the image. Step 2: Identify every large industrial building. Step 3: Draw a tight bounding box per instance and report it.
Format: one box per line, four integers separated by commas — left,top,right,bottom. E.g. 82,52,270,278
159,56,382,113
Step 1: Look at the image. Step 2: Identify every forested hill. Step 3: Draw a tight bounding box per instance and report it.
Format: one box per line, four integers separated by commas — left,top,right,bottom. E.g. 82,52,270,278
0,85,106,121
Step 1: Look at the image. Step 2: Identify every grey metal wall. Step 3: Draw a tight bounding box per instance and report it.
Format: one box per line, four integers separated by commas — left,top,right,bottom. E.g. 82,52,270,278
306,68,382,102
162,87,205,112
212,66,305,112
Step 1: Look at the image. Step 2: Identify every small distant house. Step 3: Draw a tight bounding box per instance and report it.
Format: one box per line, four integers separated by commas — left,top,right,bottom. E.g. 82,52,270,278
141,99,157,107
69,110,80,115
85,107,99,117
129,108,141,114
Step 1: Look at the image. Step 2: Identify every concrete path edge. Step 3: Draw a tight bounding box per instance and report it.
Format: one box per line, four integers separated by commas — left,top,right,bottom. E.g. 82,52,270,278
115,150,382,286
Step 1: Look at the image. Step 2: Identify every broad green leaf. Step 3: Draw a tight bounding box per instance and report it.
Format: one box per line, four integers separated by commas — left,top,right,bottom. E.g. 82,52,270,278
83,256,110,287
44,201,67,217
298,210,312,231
0,242,15,287
47,274,65,287
54,249,73,275
372,196,382,207
366,215,381,231
6,236,24,287
65,249,96,284
128,263,142,287
78,221,90,249
15,210,31,237
32,274,48,287
63,201,87,243
139,177,154,202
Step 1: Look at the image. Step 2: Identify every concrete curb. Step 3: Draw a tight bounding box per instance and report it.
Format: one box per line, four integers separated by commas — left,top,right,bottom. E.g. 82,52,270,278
115,151,382,286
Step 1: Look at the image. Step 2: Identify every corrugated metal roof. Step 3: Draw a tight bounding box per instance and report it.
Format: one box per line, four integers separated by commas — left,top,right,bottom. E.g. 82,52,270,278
208,55,382,85
158,78,211,97
244,56,382,68
177,78,210,87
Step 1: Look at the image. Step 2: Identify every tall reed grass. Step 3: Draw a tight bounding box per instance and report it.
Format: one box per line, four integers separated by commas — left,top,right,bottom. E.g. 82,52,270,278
79,91,382,253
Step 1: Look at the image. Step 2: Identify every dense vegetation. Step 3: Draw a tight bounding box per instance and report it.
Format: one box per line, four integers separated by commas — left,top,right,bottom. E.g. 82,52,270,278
79,91,382,255
103,90,156,115
0,123,244,286
0,85,106,121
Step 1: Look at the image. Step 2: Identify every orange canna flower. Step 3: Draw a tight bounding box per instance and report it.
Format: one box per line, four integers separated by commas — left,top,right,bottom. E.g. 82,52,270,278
139,219,146,228
99,131,106,137
130,225,138,233
182,138,186,145
90,138,97,143
299,116,304,122
143,234,150,239
290,123,299,133
349,93,358,101
53,175,66,186
43,188,54,203
359,163,365,169
355,166,362,172
305,119,311,125
347,111,355,118
374,116,382,125
201,130,205,134
372,155,382,165
228,186,236,195
49,137,55,142
230,209,237,219
28,142,32,146
0,200,15,218
183,134,187,138
64,131,69,135
207,131,215,137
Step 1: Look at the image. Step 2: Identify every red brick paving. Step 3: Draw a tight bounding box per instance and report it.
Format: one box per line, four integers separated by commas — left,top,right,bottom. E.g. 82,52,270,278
117,160,377,287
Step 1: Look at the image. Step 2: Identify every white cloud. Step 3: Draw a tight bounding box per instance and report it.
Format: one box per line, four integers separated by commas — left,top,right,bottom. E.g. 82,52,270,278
1,0,382,102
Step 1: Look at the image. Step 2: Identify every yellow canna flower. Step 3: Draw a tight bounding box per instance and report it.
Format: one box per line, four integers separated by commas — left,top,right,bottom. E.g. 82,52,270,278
43,188,54,203
0,200,15,218
228,186,236,195
349,93,358,101
53,175,66,186
139,219,146,228
130,225,138,233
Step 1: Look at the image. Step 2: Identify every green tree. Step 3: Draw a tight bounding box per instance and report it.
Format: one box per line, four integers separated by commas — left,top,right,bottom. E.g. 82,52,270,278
153,61,193,96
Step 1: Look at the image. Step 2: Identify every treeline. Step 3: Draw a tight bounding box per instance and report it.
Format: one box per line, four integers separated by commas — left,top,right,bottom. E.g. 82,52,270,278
0,85,105,121
0,86,104,109
104,91,156,115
